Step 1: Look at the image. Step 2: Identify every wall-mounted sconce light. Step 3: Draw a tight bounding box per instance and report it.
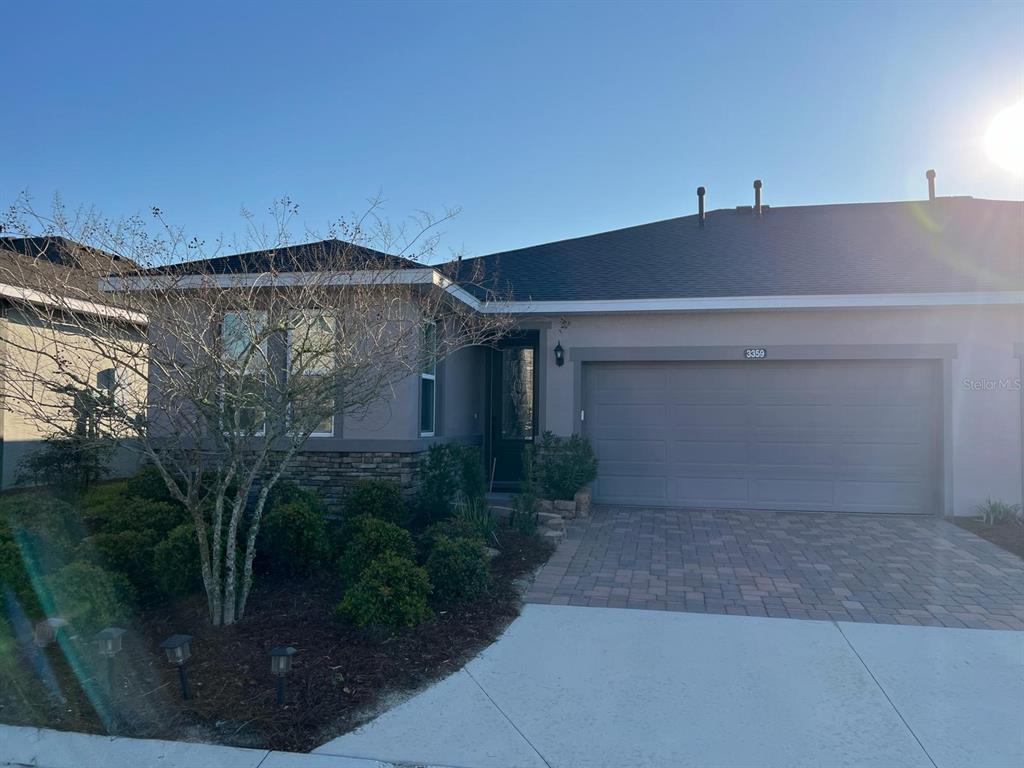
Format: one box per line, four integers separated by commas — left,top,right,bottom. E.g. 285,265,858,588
554,342,565,367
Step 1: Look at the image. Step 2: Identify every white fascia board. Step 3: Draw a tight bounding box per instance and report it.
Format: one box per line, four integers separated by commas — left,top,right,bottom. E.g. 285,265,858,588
99,269,1024,316
478,291,1024,314
0,282,148,325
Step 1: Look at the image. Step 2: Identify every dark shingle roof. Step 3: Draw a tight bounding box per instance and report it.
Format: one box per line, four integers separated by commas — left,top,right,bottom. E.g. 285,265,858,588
0,236,132,272
140,238,420,276
446,198,1024,302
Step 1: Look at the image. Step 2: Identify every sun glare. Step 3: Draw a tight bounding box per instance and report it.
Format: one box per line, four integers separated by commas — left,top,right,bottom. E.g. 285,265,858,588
984,101,1024,175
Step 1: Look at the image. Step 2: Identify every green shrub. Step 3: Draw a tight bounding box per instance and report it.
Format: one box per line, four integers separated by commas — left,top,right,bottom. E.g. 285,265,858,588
420,516,486,556
153,523,204,597
126,463,177,504
17,435,115,493
84,529,160,595
426,536,490,604
258,499,330,576
457,445,487,503
266,480,324,514
346,478,408,525
0,531,40,616
44,561,134,633
0,495,81,576
338,516,416,585
974,498,1023,526
87,495,188,539
336,553,432,629
534,431,598,500
416,443,461,521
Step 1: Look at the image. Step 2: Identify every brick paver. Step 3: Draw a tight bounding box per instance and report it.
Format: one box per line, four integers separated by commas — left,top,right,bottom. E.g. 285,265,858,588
525,507,1024,630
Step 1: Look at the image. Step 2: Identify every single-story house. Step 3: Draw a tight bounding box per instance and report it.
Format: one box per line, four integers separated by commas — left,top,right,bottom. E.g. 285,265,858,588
135,180,1024,517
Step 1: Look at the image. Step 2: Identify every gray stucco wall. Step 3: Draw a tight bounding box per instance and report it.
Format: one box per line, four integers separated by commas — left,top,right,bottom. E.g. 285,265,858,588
539,305,1023,517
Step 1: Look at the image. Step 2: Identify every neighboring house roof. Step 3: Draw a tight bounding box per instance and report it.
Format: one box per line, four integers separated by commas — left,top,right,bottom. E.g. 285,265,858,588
0,238,147,324
446,198,1024,302
137,238,420,276
0,236,134,272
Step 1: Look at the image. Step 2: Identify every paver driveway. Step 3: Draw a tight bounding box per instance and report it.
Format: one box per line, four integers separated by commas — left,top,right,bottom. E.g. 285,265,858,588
525,507,1024,630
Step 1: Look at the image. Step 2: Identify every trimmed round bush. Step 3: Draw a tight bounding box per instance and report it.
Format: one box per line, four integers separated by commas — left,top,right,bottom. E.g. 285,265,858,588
419,517,485,557
154,523,204,597
346,479,408,525
258,499,330,576
126,463,177,504
89,497,188,539
44,561,134,633
267,480,324,514
338,516,416,585
535,432,598,500
426,536,491,604
84,529,160,595
336,553,432,629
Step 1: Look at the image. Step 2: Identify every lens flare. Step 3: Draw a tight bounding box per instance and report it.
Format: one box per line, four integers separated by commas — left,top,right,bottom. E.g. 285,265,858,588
984,101,1024,175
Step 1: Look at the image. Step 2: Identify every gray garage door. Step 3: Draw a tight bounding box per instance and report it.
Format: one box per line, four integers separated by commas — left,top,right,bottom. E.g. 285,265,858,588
583,360,941,514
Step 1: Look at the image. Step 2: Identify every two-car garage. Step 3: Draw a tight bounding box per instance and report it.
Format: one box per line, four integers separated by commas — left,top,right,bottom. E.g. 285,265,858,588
582,359,942,515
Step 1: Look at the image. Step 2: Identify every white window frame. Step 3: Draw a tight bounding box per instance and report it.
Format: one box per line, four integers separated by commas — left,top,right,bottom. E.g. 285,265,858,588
419,323,437,438
286,312,336,438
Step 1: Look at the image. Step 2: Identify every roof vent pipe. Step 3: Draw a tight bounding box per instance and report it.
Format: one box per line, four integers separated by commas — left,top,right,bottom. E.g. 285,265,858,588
926,169,936,201
753,179,763,215
697,186,706,227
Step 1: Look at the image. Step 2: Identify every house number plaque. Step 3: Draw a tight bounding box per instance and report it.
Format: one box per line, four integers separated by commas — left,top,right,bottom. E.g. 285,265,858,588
744,348,767,359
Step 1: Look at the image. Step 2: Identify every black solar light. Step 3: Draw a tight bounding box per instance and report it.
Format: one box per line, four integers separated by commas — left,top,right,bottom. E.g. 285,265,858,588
34,617,69,648
160,634,193,700
269,645,297,705
95,627,126,691
553,342,565,367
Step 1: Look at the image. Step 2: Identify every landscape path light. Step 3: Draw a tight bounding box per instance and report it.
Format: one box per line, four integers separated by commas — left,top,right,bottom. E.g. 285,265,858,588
269,645,297,706
34,617,69,648
160,634,193,700
95,627,126,692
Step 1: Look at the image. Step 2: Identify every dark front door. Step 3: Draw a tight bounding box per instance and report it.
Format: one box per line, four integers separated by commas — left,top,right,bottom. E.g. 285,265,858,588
487,331,539,490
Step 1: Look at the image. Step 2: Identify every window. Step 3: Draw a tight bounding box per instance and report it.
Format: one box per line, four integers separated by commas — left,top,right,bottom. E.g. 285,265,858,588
288,312,336,437
500,346,534,440
419,323,437,437
221,311,269,435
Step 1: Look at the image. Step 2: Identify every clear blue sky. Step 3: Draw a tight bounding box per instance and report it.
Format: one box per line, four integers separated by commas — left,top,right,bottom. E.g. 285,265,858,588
2,0,1022,262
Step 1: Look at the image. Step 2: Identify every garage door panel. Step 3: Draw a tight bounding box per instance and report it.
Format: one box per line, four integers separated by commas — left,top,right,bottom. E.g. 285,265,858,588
596,439,666,462
751,478,835,505
599,475,667,501
835,481,927,509
584,360,940,515
665,477,751,505
670,441,749,464
591,403,665,426
670,405,748,427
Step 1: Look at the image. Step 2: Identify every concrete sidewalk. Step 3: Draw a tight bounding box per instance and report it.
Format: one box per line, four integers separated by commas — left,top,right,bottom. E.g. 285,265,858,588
0,724,397,768
317,604,1024,768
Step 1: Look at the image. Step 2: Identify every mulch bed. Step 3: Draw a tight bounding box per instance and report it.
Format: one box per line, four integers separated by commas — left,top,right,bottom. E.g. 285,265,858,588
0,531,553,752
952,517,1024,560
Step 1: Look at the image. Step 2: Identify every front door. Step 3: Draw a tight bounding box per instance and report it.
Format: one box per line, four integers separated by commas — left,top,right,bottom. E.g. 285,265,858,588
486,331,539,490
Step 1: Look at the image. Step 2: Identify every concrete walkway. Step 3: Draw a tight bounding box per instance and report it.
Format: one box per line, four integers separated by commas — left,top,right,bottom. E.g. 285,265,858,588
0,724,400,768
317,604,1024,768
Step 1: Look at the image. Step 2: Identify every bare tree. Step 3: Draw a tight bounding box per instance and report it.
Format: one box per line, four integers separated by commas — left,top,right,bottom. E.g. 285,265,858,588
0,194,508,626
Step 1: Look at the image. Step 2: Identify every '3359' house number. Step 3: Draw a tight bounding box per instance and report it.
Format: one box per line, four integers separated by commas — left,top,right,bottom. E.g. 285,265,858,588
744,348,767,359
